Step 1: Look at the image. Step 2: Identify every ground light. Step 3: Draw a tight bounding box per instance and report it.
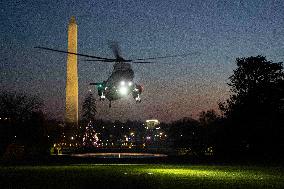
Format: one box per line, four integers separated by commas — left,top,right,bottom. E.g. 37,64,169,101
0,164,283,188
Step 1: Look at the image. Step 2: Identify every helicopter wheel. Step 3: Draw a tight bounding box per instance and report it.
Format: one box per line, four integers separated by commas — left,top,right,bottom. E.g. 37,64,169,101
99,94,106,101
136,99,141,103
135,94,141,103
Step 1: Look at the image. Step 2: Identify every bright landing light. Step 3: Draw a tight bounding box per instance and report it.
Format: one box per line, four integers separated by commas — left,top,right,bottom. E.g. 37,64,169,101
119,86,128,95
120,81,125,86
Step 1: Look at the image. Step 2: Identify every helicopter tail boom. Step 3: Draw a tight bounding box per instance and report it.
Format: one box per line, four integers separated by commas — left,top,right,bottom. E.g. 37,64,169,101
89,82,102,85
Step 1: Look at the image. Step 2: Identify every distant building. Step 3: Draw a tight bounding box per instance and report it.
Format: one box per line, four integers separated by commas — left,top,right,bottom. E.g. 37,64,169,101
145,119,168,150
145,119,160,130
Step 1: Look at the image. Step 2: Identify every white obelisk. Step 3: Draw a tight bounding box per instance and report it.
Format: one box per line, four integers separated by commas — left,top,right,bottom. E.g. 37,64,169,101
65,16,78,125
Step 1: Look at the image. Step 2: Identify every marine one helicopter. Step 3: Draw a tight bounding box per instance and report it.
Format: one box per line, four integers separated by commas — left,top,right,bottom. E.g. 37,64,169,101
35,43,193,107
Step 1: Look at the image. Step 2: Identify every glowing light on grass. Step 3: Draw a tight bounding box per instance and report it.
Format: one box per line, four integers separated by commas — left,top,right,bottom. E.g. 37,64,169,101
1,164,281,189
143,167,273,182
146,168,218,177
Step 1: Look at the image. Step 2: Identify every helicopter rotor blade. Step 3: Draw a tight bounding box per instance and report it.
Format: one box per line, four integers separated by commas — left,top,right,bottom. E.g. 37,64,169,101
83,59,154,64
133,52,200,61
131,61,154,64
34,46,112,60
82,59,116,62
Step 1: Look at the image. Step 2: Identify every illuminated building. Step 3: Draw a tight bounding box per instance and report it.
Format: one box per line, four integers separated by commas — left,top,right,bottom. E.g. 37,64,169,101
145,119,160,129
145,119,159,143
65,16,78,125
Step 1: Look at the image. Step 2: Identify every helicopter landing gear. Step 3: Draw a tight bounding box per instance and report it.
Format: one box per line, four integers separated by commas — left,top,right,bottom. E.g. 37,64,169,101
99,92,106,101
135,94,141,103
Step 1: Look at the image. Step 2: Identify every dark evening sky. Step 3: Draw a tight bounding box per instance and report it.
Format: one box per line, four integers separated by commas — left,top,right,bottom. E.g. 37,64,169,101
1,0,283,122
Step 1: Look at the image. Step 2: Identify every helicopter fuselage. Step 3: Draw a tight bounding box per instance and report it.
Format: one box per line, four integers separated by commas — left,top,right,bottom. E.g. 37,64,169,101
92,62,143,107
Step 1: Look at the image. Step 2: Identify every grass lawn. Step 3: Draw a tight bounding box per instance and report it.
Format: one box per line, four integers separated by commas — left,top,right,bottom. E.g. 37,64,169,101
0,164,283,188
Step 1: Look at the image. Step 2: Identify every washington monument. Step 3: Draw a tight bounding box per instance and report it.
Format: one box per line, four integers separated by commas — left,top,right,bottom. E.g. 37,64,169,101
65,16,78,125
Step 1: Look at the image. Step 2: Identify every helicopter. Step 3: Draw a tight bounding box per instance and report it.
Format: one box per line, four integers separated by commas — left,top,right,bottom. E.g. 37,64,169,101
35,42,194,107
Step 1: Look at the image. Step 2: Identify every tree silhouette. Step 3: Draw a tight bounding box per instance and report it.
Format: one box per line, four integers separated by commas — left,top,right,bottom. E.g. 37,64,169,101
168,117,202,156
0,91,42,123
199,110,219,126
220,56,283,117
81,92,98,148
198,110,220,155
82,92,97,123
0,91,45,155
219,55,284,157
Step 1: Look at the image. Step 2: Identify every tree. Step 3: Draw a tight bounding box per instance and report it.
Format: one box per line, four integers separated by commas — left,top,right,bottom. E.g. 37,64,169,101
168,117,202,156
0,91,45,155
82,92,97,123
199,110,219,126
0,91,42,123
198,110,220,154
82,121,99,147
220,56,283,118
219,55,284,157
81,92,98,148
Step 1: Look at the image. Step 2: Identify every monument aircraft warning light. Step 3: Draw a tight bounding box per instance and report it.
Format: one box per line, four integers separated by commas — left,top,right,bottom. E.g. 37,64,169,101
36,42,194,108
